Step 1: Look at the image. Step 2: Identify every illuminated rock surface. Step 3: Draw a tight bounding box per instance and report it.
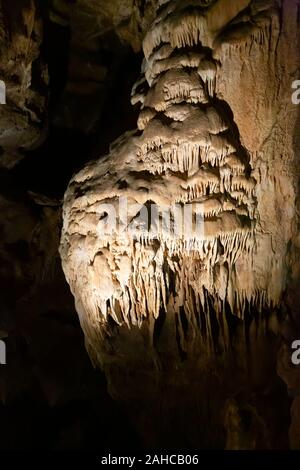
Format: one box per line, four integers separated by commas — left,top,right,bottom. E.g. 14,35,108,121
60,0,300,448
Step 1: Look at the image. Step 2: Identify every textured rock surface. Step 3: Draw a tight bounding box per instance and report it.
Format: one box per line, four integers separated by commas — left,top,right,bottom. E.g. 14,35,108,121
0,0,48,169
60,0,300,448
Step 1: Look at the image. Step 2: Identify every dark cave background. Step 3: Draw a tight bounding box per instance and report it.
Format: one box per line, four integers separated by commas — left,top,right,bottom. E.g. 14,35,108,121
0,0,144,450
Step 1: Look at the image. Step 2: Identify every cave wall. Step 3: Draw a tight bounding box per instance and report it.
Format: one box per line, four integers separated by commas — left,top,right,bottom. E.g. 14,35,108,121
0,0,144,450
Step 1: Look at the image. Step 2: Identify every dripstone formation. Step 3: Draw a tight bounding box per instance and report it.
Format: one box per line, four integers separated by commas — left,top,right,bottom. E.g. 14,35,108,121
60,0,300,448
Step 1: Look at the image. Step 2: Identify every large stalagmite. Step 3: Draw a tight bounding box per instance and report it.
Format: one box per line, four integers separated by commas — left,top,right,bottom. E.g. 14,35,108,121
60,0,300,448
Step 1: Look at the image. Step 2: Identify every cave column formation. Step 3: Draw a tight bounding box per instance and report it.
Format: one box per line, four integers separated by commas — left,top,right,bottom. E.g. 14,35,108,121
60,0,300,448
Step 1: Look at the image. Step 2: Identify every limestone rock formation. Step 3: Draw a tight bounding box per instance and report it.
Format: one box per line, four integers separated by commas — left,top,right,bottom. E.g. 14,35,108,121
60,0,300,448
0,0,48,169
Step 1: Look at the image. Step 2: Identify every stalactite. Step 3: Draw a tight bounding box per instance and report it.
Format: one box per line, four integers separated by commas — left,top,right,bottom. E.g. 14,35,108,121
60,0,293,367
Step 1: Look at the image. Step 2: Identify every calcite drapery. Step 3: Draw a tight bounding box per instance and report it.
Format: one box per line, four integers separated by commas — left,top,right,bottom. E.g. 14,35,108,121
59,0,299,448
60,0,298,366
